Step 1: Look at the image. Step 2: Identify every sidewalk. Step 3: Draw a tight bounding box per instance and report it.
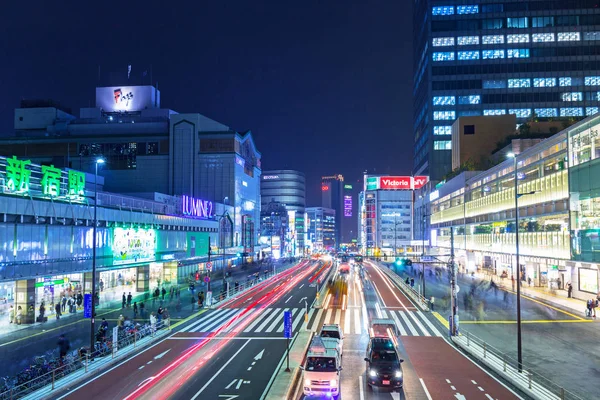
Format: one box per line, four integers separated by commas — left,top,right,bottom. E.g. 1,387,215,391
0,260,298,381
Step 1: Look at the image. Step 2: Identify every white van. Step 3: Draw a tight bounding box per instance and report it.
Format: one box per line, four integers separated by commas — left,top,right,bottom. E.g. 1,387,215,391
301,336,342,399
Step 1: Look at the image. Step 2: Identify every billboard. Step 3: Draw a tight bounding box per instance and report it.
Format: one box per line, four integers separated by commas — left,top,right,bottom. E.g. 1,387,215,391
413,176,429,189
96,85,159,112
365,175,429,191
344,195,352,217
113,228,156,265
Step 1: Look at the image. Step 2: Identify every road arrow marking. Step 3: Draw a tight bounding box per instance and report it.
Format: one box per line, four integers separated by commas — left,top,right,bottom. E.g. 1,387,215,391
454,393,466,400
138,377,154,387
254,349,265,361
154,349,170,360
299,296,307,304
218,396,239,399
225,379,237,389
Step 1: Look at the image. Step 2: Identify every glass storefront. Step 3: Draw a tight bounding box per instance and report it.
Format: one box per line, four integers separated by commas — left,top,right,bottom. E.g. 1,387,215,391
35,273,83,311
579,267,599,294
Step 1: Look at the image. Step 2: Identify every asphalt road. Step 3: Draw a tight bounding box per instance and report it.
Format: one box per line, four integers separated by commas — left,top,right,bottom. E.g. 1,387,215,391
49,259,323,400
392,262,599,399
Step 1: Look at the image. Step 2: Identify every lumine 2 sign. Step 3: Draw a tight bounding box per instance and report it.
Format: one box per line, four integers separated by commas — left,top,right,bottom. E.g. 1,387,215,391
182,195,213,219
2,155,86,200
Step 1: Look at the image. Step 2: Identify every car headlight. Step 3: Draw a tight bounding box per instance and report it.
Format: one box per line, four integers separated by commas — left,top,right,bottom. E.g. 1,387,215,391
305,378,311,386
330,379,337,387
395,370,403,378
369,369,377,377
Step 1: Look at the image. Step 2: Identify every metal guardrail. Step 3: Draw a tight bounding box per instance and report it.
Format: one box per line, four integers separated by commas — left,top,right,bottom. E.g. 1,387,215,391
0,320,171,400
374,262,430,310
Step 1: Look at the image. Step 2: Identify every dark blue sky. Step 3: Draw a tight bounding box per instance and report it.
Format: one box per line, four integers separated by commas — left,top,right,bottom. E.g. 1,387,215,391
0,0,413,204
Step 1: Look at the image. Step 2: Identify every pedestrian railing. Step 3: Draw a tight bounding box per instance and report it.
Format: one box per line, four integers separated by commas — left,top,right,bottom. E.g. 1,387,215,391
425,314,585,400
313,262,334,309
0,319,171,400
375,261,430,310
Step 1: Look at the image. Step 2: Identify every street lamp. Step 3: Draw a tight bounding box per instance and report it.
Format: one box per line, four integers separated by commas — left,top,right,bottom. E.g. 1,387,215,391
90,157,104,357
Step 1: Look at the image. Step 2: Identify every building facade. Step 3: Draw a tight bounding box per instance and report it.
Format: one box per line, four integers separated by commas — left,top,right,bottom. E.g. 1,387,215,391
260,170,306,255
428,112,600,300
414,0,600,181
305,207,336,251
259,200,288,259
322,174,344,249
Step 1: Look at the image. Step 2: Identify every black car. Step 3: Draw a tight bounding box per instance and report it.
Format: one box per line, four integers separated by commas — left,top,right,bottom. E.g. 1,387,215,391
364,338,403,389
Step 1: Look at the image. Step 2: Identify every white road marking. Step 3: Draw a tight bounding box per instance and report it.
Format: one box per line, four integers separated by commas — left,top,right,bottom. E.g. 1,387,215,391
285,296,293,304
334,309,342,325
478,386,485,391
354,308,361,334
446,379,451,383
200,309,241,332
451,385,456,390
419,378,433,400
236,379,243,389
416,310,443,337
344,307,351,333
398,311,419,336
358,376,365,400
485,394,494,400
180,309,225,332
309,308,324,331
472,380,477,385
292,307,305,331
256,308,281,333
275,308,292,332
324,308,333,324
226,379,237,389
406,310,431,336
190,339,251,399
242,308,269,333
299,284,304,289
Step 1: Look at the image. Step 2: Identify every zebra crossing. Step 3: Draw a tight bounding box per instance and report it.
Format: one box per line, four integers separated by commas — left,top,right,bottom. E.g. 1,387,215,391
178,306,443,337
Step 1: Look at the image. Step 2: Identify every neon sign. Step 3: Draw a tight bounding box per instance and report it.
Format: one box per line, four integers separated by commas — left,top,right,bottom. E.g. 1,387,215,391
322,185,329,191
344,195,352,217
182,195,213,219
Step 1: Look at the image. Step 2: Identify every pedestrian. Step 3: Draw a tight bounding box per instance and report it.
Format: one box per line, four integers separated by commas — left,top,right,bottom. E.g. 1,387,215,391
594,298,598,318
39,301,46,322
127,292,133,307
122,292,126,308
199,291,205,307
117,314,125,328
61,295,67,312
177,287,181,298
57,334,70,361
133,302,138,318
161,287,166,300
77,293,83,309
527,277,532,287
55,302,61,320
567,282,573,298
140,301,145,317
586,299,593,317
157,306,164,322
150,312,157,332
94,291,100,306
101,317,108,331
557,277,562,290
430,296,435,311
9,305,14,324
99,279,104,292
16,306,23,325
410,278,415,288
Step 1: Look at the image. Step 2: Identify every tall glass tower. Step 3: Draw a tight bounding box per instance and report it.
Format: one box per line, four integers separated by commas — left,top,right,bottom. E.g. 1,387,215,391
414,0,600,181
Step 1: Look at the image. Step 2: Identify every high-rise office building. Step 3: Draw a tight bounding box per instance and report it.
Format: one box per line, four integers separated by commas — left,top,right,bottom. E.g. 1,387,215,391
413,1,600,181
321,174,344,249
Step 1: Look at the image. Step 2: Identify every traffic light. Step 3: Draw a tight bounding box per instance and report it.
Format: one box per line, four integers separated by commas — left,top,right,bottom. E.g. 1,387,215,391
394,258,413,267
236,252,241,258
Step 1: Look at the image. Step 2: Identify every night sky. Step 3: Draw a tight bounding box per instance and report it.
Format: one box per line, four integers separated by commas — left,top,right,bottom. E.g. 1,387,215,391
0,1,413,205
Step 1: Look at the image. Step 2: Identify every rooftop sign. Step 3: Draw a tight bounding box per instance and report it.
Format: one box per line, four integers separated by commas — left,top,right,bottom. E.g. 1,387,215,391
182,195,213,219
96,85,159,112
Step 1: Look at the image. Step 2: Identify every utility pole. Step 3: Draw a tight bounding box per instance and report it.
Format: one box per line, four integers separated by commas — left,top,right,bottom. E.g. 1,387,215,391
450,227,458,336
207,236,211,292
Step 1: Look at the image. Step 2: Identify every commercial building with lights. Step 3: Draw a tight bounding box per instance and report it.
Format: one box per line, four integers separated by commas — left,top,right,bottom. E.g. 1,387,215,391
414,1,600,181
322,174,344,249
0,155,237,325
428,112,600,300
260,170,305,255
305,207,336,251
0,82,261,254
358,176,428,257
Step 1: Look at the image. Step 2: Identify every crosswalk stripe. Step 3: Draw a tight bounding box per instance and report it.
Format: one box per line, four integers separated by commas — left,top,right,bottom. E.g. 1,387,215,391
416,311,442,337
324,309,333,325
190,308,239,332
225,308,256,333
181,309,229,332
354,308,361,335
380,309,388,319
292,308,306,331
390,310,408,336
334,309,342,326
308,308,324,331
266,309,286,333
398,311,419,336
256,308,282,333
344,308,351,334
243,308,273,332
195,309,240,332
406,310,431,337
277,308,293,332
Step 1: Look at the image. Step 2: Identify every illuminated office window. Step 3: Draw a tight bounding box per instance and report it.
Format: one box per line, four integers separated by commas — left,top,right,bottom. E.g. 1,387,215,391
432,6,454,15
433,37,455,47
433,52,455,61
561,92,582,101
458,110,481,117
433,96,456,105
507,17,528,28
433,111,456,120
458,51,480,60
433,126,452,135
532,33,555,43
483,109,506,116
434,140,452,150
458,95,481,104
534,108,558,117
585,76,600,86
557,32,581,41
482,35,504,44
507,49,530,58
586,107,599,116
457,36,479,45
482,50,505,59
584,32,600,41
560,107,583,116
596,92,600,101
532,16,554,28
507,34,529,43
457,5,478,14
509,109,532,118
483,80,506,89
508,78,531,88
533,78,556,87
559,77,572,87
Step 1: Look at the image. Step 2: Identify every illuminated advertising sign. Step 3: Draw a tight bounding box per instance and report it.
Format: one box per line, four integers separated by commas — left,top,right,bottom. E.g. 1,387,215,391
262,175,280,180
113,227,156,265
344,195,352,217
412,176,429,189
380,176,412,190
344,184,353,189
366,176,379,191
96,85,159,112
322,185,329,191
182,195,214,219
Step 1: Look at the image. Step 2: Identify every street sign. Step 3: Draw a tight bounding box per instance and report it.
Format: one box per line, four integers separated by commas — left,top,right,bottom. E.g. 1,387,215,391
204,276,210,283
112,326,118,351
206,261,213,271
83,293,92,318
283,310,293,338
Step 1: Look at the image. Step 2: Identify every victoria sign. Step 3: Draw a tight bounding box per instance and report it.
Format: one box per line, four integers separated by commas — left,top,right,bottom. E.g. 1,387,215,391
380,176,412,189
182,195,213,219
